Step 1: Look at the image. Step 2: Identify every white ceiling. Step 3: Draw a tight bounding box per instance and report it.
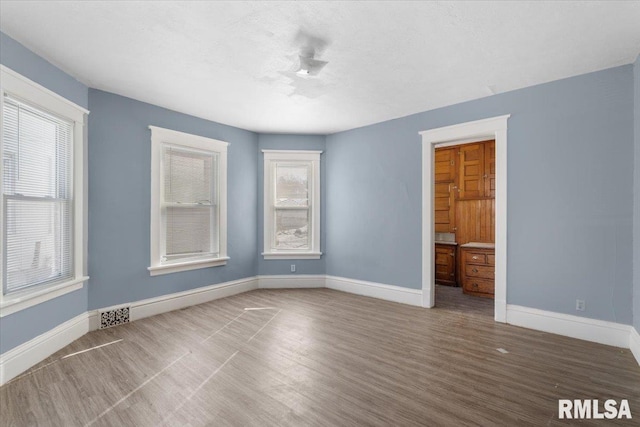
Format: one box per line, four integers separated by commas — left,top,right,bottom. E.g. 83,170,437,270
1,1,639,134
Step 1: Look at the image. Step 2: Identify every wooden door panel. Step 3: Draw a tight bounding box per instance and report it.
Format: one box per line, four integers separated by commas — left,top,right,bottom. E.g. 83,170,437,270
434,148,456,183
457,143,484,199
435,245,456,286
485,140,496,198
434,182,455,233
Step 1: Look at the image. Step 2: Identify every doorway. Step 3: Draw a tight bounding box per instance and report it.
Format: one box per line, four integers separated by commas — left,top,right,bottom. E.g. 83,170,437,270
420,115,509,322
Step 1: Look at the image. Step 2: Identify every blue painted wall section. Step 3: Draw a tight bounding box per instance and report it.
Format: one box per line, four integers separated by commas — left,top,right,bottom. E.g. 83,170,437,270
0,32,89,353
87,89,258,309
327,65,634,324
257,134,327,276
633,54,640,332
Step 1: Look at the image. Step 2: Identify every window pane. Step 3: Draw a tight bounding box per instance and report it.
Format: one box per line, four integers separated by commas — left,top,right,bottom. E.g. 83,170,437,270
4,198,72,292
2,99,71,198
165,206,216,260
275,163,309,207
2,96,74,293
164,147,215,204
275,209,309,249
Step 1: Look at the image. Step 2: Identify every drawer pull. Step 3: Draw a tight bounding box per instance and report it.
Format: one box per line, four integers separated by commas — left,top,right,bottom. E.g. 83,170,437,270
472,283,478,289
472,268,478,273
472,256,479,260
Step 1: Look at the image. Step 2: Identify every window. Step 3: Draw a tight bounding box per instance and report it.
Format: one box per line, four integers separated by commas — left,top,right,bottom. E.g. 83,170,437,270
0,66,88,316
262,150,321,259
148,126,228,276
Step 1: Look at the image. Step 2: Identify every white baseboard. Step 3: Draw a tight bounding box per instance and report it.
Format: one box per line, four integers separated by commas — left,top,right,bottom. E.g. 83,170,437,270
257,274,325,289
630,327,640,366
89,277,259,331
506,304,632,349
0,311,89,386
5,276,638,387
494,298,507,323
325,275,422,307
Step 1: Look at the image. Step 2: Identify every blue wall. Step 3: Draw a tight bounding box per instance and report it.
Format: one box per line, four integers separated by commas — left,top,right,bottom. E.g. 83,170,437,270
634,54,640,332
0,32,89,353
327,65,635,325
257,134,327,276
1,28,638,356
87,90,258,309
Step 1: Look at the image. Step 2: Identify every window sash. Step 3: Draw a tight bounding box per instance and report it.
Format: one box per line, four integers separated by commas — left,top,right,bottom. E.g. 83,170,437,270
159,144,218,265
268,158,316,252
2,95,74,295
272,206,311,250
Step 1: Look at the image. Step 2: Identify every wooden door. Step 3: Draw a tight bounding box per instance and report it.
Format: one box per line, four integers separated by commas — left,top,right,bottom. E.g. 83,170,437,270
435,244,456,286
457,143,484,200
434,182,455,233
434,148,456,183
484,140,496,198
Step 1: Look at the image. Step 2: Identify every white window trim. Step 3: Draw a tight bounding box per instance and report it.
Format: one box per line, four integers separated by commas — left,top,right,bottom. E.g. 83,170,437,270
148,126,229,276
0,65,89,317
262,149,322,260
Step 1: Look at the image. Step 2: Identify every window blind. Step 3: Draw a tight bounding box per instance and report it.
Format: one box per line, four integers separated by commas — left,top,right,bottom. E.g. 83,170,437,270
162,146,218,262
2,95,74,293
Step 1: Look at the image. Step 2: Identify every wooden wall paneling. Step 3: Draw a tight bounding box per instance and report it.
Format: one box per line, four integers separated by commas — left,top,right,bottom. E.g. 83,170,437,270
455,200,495,246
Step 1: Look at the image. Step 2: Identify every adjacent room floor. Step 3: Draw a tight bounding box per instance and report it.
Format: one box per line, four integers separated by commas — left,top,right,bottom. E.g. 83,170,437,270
1,288,638,426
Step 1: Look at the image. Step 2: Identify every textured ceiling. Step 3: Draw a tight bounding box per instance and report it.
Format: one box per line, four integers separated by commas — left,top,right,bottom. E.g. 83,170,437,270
1,1,639,134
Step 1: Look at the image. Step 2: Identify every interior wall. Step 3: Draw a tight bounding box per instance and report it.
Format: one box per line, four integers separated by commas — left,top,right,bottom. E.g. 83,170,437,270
326,65,635,325
257,134,327,275
87,89,259,309
0,32,89,353
634,54,640,332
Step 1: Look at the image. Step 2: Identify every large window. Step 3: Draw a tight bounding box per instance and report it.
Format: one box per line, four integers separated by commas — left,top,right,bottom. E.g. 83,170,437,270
0,66,88,316
148,126,228,276
262,150,321,259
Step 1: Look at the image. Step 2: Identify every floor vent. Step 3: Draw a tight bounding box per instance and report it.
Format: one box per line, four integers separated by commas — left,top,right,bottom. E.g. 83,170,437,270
100,307,130,329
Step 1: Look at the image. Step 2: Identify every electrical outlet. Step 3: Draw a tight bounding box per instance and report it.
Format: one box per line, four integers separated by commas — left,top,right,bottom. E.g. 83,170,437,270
576,299,585,311
291,264,296,273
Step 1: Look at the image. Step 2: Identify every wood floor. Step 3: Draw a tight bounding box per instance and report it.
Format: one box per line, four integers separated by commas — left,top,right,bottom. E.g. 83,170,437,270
1,287,638,426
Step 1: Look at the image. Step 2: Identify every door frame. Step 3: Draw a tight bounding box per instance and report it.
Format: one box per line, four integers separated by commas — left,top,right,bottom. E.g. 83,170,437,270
420,115,510,322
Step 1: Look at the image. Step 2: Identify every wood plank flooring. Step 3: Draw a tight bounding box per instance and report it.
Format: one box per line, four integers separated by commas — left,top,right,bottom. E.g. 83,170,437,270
1,288,638,426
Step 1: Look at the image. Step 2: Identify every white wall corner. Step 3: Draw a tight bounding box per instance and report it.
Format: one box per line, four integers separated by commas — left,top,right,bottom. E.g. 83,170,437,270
257,275,326,289
506,304,632,349
325,275,422,307
630,327,640,366
0,312,90,386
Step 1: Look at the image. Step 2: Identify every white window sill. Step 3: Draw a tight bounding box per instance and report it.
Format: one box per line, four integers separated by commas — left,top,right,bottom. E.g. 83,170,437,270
148,257,230,276
0,276,89,318
262,252,322,260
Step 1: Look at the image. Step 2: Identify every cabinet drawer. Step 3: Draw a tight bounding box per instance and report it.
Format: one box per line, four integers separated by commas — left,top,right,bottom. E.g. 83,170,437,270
464,264,494,279
463,278,494,295
487,254,495,266
465,252,487,264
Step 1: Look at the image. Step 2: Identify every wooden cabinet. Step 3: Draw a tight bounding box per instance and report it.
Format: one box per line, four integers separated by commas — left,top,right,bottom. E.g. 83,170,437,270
434,147,457,233
484,140,495,198
457,140,494,200
434,182,455,233
434,244,456,286
460,245,494,298
434,148,456,183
